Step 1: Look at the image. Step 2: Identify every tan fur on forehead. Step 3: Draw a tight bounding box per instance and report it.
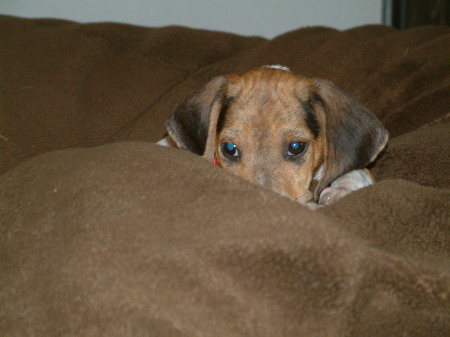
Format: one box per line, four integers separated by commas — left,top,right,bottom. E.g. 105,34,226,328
226,67,313,98
222,69,314,127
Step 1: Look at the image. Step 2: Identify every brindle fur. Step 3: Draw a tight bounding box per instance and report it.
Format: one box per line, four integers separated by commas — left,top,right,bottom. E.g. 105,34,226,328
166,67,387,203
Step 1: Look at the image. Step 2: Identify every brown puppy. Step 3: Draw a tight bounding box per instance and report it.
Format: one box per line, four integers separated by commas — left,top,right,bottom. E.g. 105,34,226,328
158,66,388,205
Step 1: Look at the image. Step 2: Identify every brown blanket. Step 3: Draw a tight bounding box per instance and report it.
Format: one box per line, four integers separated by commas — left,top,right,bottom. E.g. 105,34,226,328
1,15,449,336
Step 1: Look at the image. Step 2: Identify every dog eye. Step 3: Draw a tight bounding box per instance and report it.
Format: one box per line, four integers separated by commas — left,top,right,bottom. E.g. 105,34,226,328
221,142,240,158
288,141,306,156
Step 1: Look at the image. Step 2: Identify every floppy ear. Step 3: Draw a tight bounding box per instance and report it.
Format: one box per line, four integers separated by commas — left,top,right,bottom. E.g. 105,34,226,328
310,79,388,201
165,76,228,161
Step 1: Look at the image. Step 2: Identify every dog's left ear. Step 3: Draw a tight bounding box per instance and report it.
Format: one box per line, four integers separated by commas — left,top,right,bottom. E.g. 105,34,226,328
165,76,228,161
310,79,388,201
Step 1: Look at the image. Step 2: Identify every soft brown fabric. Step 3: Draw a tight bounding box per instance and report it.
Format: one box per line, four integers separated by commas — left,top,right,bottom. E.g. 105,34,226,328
0,15,449,336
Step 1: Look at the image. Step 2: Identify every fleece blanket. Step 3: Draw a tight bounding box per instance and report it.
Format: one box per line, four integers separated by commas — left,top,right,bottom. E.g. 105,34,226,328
1,15,449,336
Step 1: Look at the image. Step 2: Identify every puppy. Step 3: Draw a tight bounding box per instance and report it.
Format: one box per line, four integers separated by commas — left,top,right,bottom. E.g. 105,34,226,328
158,66,388,205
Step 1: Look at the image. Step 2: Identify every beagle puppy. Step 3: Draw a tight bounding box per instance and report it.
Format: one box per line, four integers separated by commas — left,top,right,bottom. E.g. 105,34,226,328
158,66,388,206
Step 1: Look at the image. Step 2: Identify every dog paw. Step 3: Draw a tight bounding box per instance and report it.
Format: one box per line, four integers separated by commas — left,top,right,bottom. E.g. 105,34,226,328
318,187,351,206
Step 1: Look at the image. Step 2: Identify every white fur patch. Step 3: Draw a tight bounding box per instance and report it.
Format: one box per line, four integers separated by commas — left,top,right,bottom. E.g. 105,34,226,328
313,164,323,180
156,135,177,148
263,64,291,72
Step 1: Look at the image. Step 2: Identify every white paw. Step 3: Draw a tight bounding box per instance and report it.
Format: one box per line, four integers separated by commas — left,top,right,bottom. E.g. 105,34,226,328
304,202,323,210
318,186,351,206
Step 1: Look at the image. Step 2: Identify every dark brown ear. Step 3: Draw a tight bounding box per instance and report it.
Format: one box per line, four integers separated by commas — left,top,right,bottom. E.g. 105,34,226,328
165,76,228,161
311,79,388,201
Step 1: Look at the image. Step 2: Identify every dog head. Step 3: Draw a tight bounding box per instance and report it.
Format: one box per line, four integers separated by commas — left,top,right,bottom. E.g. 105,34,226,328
165,66,388,203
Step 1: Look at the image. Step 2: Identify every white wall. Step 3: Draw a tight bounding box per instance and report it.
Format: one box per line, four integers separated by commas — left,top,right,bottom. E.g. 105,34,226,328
0,0,383,38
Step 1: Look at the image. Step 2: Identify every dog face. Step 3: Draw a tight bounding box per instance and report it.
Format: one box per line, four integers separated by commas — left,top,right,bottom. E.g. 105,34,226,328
212,70,324,202
166,66,388,203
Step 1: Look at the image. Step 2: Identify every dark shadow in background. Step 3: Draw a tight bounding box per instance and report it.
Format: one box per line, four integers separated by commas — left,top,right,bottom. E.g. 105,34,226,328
383,0,449,29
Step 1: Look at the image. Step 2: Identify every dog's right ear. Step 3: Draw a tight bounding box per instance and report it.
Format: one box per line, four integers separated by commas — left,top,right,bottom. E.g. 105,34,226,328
165,76,228,161
309,79,388,201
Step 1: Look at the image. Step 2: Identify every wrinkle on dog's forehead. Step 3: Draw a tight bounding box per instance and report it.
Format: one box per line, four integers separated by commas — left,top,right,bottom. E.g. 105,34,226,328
221,71,314,138
226,92,309,138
